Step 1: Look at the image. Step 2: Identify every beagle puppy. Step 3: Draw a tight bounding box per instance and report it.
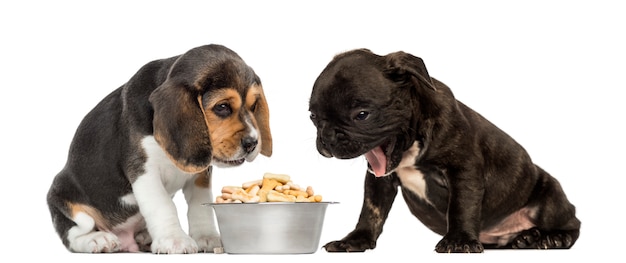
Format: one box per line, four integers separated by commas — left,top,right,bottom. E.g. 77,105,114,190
47,44,272,254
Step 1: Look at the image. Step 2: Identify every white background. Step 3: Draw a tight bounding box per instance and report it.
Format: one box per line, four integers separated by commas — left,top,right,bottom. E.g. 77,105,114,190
1,0,624,262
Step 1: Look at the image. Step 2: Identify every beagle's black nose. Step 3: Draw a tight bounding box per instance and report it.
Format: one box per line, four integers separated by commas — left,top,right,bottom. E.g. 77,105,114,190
242,137,258,153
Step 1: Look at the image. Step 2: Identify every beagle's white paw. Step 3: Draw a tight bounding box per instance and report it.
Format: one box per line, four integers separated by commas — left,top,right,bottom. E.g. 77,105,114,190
71,231,122,253
151,234,198,254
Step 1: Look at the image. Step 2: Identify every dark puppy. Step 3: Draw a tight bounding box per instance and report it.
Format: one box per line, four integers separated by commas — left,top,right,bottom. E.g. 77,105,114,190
47,44,272,253
308,49,580,253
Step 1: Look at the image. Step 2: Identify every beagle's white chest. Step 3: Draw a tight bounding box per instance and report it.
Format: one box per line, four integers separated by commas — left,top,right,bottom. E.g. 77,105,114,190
140,136,195,194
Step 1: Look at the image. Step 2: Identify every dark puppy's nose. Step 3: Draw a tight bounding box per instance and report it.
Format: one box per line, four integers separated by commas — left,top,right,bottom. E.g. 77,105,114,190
319,124,341,148
242,136,258,153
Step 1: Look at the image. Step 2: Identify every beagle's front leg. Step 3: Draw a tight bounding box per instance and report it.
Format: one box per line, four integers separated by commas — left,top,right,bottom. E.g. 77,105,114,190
184,167,222,252
133,173,198,254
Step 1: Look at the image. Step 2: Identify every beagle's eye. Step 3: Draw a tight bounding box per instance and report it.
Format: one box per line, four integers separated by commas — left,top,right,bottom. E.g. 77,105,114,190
354,111,370,121
213,103,232,117
310,112,317,120
250,101,258,112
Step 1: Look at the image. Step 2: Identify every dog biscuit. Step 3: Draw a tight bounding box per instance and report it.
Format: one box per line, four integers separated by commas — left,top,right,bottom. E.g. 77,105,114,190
242,179,262,189
261,178,282,191
284,181,301,191
231,188,261,203
263,172,291,184
245,184,260,196
308,195,323,202
266,190,297,202
221,186,242,194
283,189,309,198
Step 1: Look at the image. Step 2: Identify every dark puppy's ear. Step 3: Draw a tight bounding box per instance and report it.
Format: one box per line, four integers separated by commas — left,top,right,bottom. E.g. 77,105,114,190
384,51,436,91
253,84,273,157
149,80,212,174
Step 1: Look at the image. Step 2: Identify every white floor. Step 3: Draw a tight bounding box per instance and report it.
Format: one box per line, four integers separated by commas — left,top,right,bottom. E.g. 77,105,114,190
2,1,623,262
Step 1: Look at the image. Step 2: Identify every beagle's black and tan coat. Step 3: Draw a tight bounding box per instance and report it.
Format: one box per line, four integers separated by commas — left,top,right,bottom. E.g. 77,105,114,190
309,49,580,253
47,44,272,254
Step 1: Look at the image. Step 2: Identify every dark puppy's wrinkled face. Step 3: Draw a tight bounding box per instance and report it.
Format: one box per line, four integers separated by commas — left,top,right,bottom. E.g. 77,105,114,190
309,49,417,177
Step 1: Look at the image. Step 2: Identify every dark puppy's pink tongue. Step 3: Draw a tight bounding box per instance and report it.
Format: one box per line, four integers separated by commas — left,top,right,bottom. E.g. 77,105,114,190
365,146,387,177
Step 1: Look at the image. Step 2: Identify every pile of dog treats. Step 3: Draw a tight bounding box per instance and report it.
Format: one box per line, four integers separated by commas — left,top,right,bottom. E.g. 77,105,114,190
215,172,323,203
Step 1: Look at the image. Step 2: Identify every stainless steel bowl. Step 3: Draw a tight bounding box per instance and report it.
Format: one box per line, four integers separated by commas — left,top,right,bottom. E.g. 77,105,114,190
206,202,337,254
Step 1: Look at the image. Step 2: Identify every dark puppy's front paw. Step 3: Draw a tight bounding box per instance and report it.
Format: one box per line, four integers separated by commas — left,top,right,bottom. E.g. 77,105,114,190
323,237,376,252
512,227,574,249
435,234,484,253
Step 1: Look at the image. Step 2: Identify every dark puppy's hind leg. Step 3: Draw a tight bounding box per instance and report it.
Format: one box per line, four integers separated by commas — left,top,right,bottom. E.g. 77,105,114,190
510,166,581,249
511,227,579,249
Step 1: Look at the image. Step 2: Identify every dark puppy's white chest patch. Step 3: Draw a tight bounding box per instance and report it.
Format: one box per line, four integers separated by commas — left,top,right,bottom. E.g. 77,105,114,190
395,141,431,205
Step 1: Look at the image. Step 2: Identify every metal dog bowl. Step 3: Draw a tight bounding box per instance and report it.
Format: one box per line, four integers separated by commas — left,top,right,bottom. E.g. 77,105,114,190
206,202,337,254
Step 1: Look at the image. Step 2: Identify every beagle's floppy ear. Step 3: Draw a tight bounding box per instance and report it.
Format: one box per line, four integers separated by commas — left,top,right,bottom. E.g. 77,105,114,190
149,80,211,174
252,83,272,157
384,51,436,91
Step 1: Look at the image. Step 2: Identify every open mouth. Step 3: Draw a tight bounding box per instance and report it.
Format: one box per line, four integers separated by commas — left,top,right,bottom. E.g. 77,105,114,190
364,140,394,177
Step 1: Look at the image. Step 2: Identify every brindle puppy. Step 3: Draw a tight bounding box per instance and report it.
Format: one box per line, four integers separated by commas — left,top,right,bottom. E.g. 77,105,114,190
308,49,580,253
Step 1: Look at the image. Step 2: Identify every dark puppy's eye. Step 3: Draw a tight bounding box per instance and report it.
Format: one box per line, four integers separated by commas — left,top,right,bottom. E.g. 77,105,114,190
213,103,232,117
354,111,370,121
